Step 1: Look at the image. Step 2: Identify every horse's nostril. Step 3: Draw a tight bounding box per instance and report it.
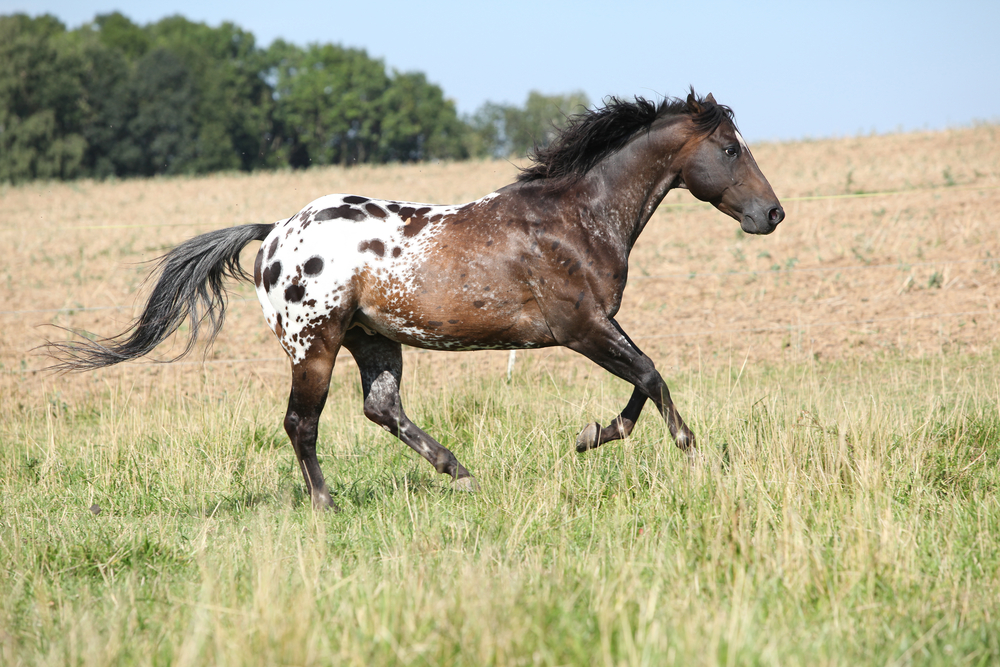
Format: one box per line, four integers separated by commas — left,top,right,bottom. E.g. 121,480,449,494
768,207,783,223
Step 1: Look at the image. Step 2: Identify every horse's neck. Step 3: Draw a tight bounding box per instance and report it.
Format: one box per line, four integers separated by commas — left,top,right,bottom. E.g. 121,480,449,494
578,117,689,248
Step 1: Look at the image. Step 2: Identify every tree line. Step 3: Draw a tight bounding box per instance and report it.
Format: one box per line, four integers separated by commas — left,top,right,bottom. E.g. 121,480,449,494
0,12,590,183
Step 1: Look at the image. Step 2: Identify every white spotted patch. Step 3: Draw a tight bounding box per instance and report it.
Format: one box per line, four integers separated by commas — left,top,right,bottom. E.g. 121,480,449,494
255,192,490,363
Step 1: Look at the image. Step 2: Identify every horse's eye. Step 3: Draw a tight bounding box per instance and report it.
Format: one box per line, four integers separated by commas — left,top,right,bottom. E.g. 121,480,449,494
725,145,739,157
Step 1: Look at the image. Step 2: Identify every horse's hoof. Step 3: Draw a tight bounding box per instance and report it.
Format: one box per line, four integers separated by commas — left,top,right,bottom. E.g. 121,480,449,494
575,422,601,452
675,429,697,451
312,502,342,512
312,492,341,512
453,475,480,492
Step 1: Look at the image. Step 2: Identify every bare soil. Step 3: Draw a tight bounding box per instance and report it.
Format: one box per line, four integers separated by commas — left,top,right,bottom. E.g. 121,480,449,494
2,125,998,406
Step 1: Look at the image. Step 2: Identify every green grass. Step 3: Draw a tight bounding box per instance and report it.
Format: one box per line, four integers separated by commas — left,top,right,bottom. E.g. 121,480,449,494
2,350,1000,665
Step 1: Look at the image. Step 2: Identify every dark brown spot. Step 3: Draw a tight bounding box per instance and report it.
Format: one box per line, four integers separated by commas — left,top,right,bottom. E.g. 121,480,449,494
398,206,416,220
304,256,324,275
267,238,279,259
268,261,282,289
568,260,581,275
391,247,402,258
428,321,443,327
276,313,283,328
344,195,369,204
415,206,431,217
473,300,485,308
285,284,306,303
402,216,429,238
551,241,560,250
486,240,493,246
315,205,365,222
365,203,388,218
387,203,400,213
448,319,458,324
359,239,385,257
253,249,264,287
430,213,442,222
483,286,491,291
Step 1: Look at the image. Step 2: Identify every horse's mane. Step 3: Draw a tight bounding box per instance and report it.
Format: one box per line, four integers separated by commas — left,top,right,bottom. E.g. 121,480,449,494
517,89,734,184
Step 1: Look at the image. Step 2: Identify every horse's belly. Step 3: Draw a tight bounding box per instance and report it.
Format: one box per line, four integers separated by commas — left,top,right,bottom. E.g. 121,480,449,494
355,290,554,351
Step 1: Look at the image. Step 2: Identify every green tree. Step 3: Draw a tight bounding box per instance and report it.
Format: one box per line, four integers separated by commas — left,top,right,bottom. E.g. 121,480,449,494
267,41,391,167
0,14,88,182
93,11,148,60
0,10,516,182
114,48,199,175
464,101,515,159
377,71,467,162
465,90,590,159
145,16,276,172
72,18,134,178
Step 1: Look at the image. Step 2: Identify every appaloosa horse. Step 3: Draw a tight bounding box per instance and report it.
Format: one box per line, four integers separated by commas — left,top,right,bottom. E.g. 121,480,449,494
49,90,784,508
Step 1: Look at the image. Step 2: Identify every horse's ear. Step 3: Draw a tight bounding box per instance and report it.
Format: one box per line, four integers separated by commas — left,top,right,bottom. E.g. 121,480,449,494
686,92,703,114
705,92,717,105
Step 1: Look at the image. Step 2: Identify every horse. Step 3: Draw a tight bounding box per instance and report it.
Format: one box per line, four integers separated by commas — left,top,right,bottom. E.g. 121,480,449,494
47,90,784,509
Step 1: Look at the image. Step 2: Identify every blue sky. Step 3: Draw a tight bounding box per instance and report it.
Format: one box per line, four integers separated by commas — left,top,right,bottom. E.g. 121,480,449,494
3,0,998,142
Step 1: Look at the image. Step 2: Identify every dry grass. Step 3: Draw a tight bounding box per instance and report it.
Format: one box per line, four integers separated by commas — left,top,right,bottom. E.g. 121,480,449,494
1,125,1000,665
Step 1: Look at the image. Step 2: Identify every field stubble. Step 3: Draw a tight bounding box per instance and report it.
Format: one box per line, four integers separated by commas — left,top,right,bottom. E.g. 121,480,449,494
1,125,1000,664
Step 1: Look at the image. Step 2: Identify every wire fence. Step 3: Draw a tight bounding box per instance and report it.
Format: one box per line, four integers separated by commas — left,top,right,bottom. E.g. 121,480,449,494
5,181,998,373
35,181,998,230
4,257,996,318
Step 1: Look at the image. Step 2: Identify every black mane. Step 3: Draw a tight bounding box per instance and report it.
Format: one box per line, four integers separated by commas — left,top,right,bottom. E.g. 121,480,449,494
517,89,734,184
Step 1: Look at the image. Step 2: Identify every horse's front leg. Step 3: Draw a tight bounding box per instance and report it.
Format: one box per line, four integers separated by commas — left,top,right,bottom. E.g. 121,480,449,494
564,317,696,454
575,387,647,452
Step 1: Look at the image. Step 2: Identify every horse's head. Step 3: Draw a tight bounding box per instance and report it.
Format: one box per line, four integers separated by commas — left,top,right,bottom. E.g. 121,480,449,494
677,92,784,235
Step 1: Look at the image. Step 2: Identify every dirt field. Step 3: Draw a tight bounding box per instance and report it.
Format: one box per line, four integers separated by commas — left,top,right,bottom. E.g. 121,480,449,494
2,124,998,404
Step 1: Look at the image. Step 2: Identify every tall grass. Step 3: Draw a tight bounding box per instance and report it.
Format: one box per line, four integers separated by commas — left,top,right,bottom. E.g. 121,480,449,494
2,348,998,665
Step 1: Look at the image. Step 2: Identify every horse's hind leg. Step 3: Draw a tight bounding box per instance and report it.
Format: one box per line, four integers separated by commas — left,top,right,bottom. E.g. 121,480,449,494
284,345,339,509
344,328,477,490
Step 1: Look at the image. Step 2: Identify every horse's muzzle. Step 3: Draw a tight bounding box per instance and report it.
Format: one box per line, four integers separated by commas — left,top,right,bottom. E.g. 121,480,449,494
741,203,784,235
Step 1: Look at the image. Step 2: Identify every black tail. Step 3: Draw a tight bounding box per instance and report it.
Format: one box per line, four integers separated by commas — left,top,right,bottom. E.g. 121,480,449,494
45,223,275,372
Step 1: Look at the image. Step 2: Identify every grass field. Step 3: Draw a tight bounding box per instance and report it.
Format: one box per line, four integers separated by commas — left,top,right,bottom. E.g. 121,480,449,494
2,124,1000,665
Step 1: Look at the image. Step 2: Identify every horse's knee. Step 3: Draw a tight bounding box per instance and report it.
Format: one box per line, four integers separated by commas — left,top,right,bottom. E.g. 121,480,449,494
636,369,666,403
363,398,394,427
283,410,300,437
363,371,402,428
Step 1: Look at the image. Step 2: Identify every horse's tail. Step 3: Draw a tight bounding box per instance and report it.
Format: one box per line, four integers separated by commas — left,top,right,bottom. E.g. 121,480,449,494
45,223,275,372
